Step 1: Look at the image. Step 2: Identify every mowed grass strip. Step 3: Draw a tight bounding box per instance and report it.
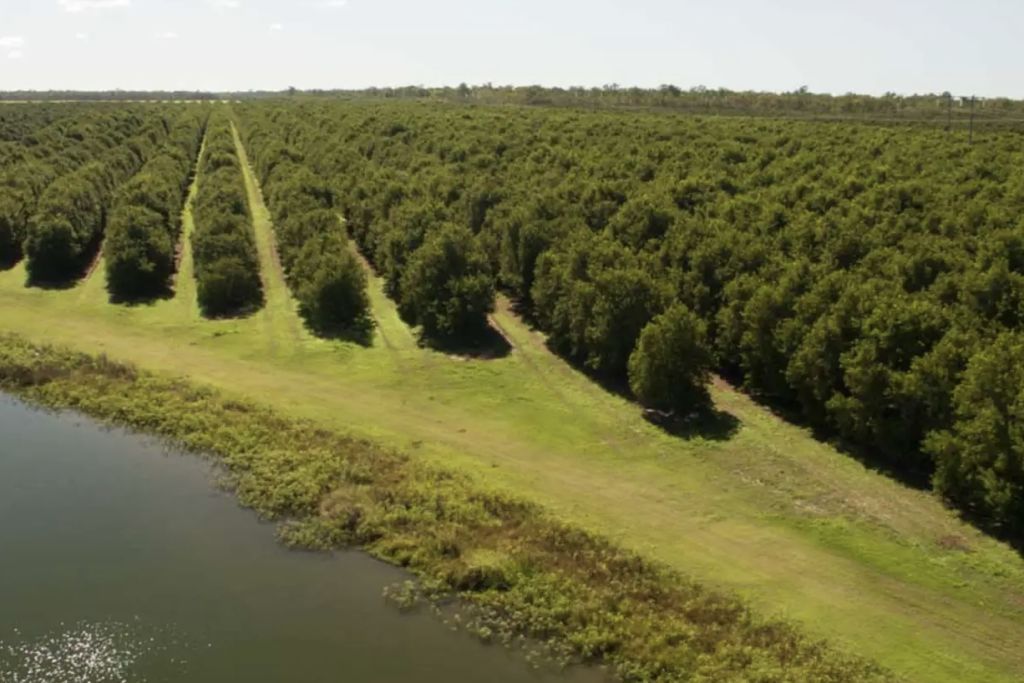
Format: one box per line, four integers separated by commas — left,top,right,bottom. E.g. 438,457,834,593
230,119,308,355
0,191,1021,681
346,234,419,353
170,125,209,324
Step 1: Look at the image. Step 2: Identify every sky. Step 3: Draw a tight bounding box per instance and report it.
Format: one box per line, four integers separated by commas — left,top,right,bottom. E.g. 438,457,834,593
0,0,1020,97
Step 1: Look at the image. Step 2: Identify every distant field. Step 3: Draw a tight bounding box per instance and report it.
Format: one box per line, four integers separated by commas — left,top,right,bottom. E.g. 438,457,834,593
0,122,1022,682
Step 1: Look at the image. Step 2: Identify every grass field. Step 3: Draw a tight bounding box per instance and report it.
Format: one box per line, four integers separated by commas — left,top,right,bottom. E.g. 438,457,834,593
1,129,1022,682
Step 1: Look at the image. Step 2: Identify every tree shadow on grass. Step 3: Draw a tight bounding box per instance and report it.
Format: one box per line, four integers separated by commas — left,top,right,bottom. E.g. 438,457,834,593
419,322,512,360
198,295,266,322
306,316,375,348
24,238,103,291
25,259,89,290
738,388,1024,555
508,296,1024,553
26,275,82,291
645,407,741,442
735,387,937,493
534,333,742,442
710,367,938,491
106,282,176,307
504,295,742,441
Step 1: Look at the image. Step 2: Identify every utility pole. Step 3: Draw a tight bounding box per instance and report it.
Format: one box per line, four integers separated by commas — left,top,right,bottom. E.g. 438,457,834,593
946,92,952,131
969,96,976,145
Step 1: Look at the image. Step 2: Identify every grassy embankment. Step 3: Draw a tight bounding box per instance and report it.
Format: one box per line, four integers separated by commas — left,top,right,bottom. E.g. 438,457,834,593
0,124,1021,682
0,334,890,682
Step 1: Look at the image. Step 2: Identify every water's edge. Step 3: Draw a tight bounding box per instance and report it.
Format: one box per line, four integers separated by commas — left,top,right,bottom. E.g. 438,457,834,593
0,335,892,682
0,393,599,683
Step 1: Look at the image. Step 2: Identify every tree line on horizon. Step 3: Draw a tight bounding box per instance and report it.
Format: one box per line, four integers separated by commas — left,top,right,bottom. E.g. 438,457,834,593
4,87,1023,127
319,84,1024,123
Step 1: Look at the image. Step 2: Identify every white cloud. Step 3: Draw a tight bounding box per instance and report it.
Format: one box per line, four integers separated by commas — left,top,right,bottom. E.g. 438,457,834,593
315,0,348,7
159,31,179,40
1,36,25,59
208,0,241,9
76,32,89,40
58,0,131,13
269,22,284,31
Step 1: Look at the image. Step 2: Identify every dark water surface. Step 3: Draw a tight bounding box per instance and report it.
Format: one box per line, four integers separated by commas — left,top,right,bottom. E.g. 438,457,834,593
0,395,603,683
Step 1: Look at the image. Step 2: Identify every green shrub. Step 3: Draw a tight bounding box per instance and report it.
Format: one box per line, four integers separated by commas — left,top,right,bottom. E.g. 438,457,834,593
399,224,495,341
292,230,370,334
628,304,713,413
104,205,173,298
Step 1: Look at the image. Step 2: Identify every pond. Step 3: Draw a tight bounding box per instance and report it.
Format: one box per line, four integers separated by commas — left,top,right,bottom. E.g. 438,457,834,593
0,394,603,683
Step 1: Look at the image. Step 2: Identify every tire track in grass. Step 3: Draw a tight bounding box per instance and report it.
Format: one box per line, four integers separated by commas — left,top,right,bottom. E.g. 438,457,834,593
75,243,107,304
230,121,276,356
342,226,446,401
490,295,650,456
171,127,208,323
342,224,419,354
347,239,394,351
230,121,306,357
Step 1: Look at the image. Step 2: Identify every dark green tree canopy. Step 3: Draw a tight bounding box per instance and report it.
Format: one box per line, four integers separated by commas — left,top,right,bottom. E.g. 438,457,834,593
104,205,173,298
292,231,371,335
399,224,495,341
926,333,1024,535
628,304,713,413
190,114,262,318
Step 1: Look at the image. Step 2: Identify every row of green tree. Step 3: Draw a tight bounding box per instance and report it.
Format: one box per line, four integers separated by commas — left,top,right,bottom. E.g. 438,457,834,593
0,105,155,269
235,104,497,344
234,100,1024,537
237,111,370,335
104,109,208,300
23,110,190,283
190,112,262,317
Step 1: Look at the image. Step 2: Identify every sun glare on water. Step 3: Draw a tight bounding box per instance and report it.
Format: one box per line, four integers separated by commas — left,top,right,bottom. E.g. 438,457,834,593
0,621,188,683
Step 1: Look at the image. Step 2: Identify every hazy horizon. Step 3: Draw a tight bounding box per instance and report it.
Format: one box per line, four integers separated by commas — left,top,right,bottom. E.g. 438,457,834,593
0,0,1020,98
